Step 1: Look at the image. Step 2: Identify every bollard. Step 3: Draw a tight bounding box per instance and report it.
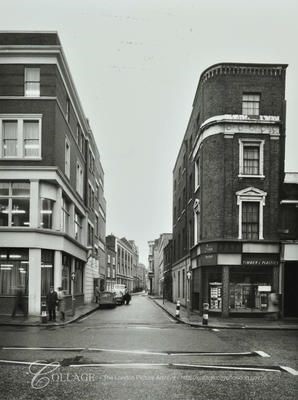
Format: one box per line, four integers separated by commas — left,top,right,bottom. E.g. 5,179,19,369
176,300,180,318
202,302,209,325
40,302,48,323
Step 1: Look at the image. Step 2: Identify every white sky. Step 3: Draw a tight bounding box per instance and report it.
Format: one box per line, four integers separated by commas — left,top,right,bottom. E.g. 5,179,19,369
1,0,298,264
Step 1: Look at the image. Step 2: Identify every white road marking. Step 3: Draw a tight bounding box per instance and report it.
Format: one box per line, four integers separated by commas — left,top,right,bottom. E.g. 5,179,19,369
254,351,271,358
0,359,50,366
70,363,166,368
171,363,280,373
212,329,220,332
169,352,255,356
2,347,84,351
280,366,298,376
87,348,166,355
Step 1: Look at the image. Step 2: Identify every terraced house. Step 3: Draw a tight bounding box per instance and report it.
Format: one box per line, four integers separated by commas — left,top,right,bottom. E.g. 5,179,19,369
0,32,106,316
172,62,298,318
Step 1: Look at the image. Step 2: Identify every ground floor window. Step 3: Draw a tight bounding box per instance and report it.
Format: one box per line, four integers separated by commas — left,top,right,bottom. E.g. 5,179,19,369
41,250,54,296
229,267,273,311
0,248,28,295
62,253,71,294
74,259,84,294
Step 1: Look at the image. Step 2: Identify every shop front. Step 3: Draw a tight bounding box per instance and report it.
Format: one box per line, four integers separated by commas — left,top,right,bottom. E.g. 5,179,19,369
192,242,280,317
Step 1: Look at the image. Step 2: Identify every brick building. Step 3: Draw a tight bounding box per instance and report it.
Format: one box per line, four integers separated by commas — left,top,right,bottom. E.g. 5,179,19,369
172,62,297,317
106,235,138,292
0,32,106,316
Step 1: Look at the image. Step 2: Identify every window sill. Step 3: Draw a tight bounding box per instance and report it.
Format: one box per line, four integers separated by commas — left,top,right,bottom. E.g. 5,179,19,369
0,157,42,161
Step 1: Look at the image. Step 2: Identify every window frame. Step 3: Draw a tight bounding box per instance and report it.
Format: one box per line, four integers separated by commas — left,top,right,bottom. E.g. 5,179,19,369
24,67,40,97
0,115,42,160
239,138,265,178
242,93,260,116
0,182,30,228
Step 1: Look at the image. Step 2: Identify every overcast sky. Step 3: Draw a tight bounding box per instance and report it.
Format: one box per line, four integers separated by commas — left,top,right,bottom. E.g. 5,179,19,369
1,0,298,264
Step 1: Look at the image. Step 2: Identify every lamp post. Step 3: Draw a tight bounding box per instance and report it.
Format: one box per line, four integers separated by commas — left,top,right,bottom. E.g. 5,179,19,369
71,271,76,317
186,270,192,319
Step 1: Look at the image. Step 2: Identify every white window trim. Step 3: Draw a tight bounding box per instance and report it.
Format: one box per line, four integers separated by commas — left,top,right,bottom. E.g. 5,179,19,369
238,138,265,178
24,67,40,98
236,187,267,240
0,114,42,159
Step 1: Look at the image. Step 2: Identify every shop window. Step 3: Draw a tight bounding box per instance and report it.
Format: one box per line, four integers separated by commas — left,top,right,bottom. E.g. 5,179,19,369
0,182,30,227
74,259,83,294
24,68,40,97
239,139,264,177
40,198,54,229
62,254,71,295
209,283,222,311
236,187,267,240
0,249,28,295
41,250,54,296
229,268,273,311
0,116,41,159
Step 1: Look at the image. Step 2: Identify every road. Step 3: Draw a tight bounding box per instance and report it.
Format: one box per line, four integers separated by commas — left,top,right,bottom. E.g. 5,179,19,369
0,294,297,400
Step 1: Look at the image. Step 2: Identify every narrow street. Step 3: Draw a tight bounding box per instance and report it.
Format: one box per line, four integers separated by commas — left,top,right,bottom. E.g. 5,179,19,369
0,294,297,400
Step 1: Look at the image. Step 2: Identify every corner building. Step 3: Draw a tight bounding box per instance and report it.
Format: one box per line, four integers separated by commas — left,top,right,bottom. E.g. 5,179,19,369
172,63,290,317
0,32,106,316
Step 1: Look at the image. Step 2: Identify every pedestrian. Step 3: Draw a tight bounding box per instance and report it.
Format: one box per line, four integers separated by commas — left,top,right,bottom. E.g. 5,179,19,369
11,286,27,318
57,287,66,321
46,286,58,322
268,292,279,320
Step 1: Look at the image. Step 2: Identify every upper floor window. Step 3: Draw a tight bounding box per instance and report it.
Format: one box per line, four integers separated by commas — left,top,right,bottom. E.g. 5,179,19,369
239,139,264,177
74,212,82,241
242,94,260,116
193,199,200,245
0,116,41,159
76,162,84,198
61,196,70,233
65,137,70,178
195,157,200,190
40,198,54,229
242,202,259,240
236,187,267,240
87,222,94,247
66,98,70,123
0,182,30,227
24,68,40,97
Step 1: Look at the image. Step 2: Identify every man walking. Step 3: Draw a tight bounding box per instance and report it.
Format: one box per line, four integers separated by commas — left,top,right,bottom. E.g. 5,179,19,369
46,286,58,322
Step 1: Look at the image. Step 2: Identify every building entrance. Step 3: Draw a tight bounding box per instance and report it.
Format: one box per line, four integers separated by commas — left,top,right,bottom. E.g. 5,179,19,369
284,262,298,317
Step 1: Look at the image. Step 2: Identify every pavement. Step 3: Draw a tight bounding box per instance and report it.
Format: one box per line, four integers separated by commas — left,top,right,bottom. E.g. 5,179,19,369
1,293,297,329
150,296,298,330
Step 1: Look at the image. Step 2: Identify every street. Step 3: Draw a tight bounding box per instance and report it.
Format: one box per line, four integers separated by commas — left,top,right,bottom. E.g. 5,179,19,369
0,294,297,400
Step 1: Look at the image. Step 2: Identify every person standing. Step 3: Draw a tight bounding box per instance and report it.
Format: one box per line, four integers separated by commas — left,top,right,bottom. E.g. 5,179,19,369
57,287,66,321
46,286,58,322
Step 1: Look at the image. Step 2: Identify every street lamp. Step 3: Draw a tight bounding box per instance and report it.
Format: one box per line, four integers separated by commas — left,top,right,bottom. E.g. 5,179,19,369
71,271,76,317
186,270,192,319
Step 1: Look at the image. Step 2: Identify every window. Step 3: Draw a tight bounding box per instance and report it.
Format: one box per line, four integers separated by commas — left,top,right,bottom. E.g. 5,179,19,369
108,254,111,264
242,94,260,116
0,116,41,159
96,182,100,200
0,182,30,227
89,149,95,173
66,98,70,123
195,157,200,190
65,137,70,178
0,249,28,295
76,162,84,197
236,187,267,240
88,183,95,209
193,199,200,244
24,68,40,97
24,121,40,157
40,198,54,229
239,139,264,177
74,212,82,241
88,222,94,247
95,214,99,237
41,250,54,296
62,254,71,295
242,202,259,240
74,260,84,294
112,257,115,265
61,196,70,233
